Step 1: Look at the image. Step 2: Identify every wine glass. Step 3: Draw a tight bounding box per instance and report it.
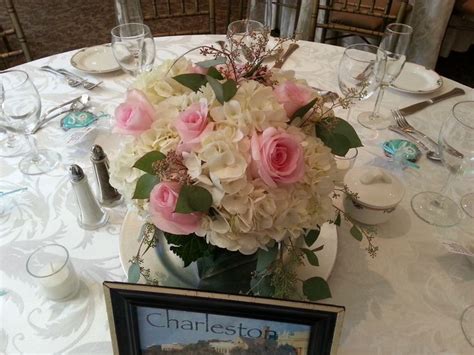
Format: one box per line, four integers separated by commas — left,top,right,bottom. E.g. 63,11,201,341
111,23,155,76
227,20,266,63
0,125,28,157
411,101,474,227
358,23,413,130
337,43,387,121
0,70,60,175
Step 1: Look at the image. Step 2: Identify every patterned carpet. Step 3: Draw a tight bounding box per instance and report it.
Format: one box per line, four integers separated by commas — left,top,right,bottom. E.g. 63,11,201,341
0,1,472,87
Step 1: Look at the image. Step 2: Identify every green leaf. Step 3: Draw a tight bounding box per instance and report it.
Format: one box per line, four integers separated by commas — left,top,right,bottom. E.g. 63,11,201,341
164,233,209,267
303,277,332,301
350,225,363,241
315,117,363,156
173,73,207,92
198,249,257,293
334,212,341,226
301,248,319,266
175,185,213,214
206,76,237,104
290,98,317,121
305,228,320,247
133,151,165,174
196,57,226,68
132,174,160,199
127,262,141,283
207,66,224,80
256,244,279,271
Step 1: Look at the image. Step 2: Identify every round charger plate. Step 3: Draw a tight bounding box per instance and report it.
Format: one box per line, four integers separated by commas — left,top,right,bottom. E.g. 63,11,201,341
119,210,338,289
70,44,120,74
391,62,442,94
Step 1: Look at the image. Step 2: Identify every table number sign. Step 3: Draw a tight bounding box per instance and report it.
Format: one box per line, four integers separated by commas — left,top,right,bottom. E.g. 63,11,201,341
103,282,344,355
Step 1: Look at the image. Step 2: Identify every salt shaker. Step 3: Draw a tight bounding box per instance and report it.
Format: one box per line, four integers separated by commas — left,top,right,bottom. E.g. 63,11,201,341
69,164,109,230
90,145,122,207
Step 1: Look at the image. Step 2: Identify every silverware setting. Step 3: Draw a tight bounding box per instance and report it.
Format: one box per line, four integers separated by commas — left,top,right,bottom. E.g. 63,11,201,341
398,87,465,116
273,43,299,69
30,94,90,134
388,124,441,162
40,66,102,90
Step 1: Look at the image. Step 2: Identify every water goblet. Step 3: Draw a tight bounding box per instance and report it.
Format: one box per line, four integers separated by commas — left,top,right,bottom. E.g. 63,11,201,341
358,23,413,130
337,43,387,121
111,23,155,76
0,70,60,175
411,101,474,227
226,19,267,64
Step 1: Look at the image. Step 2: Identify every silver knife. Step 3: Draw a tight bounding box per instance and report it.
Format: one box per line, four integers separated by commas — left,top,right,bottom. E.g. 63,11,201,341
399,87,465,116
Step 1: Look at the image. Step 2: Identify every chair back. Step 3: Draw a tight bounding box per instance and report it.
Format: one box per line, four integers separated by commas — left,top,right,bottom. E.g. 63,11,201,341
272,0,304,38
1,0,31,68
310,0,410,42
142,0,216,36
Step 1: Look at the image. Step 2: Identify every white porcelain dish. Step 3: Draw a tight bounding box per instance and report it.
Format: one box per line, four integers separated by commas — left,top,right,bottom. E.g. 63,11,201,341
343,167,405,225
70,44,120,74
391,62,442,94
119,210,338,288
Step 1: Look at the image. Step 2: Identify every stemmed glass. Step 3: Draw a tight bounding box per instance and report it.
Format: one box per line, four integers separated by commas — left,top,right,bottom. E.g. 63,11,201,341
358,23,413,130
226,20,266,63
111,23,155,76
0,70,60,175
0,125,28,157
247,0,273,29
411,101,474,227
338,43,387,121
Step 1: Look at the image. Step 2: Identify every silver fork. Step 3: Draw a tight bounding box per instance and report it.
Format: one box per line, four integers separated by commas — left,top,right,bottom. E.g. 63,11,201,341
40,66,82,87
56,69,102,90
392,109,464,159
392,109,438,148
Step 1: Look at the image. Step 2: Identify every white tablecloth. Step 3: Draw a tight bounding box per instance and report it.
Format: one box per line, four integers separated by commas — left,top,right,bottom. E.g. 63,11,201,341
1,35,473,354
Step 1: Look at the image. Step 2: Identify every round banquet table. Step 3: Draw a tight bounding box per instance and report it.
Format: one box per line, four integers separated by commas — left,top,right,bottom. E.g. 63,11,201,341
1,35,473,355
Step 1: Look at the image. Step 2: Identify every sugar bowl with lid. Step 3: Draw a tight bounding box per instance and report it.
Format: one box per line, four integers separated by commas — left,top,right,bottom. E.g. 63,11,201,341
343,167,405,225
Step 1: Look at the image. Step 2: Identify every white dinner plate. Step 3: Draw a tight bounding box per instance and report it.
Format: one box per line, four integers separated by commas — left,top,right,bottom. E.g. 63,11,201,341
391,62,442,94
119,210,338,290
70,44,120,74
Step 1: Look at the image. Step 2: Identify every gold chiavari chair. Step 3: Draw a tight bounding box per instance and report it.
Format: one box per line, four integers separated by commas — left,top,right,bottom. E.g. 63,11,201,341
310,0,411,43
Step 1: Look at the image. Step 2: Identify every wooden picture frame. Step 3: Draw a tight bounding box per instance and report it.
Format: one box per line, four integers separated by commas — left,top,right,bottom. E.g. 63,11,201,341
103,282,344,355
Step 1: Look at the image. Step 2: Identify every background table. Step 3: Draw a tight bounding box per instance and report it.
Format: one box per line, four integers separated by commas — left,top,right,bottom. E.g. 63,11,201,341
1,35,473,354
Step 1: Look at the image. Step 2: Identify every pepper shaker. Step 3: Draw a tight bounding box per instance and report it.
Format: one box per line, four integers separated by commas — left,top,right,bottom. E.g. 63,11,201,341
90,145,122,207
69,164,109,230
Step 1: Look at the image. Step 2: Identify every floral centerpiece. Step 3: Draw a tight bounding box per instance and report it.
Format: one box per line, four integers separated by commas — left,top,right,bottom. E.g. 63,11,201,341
110,33,375,301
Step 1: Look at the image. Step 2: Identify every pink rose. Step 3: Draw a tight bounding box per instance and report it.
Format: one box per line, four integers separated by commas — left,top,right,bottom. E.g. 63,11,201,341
251,127,305,187
274,81,314,117
115,89,155,135
175,100,213,152
149,182,201,235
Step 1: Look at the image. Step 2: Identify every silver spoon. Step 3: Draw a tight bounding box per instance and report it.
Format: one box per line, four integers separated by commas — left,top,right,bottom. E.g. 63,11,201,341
31,94,90,133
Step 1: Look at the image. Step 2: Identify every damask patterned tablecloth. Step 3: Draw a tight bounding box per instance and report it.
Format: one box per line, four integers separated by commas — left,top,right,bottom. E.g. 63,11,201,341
1,35,473,355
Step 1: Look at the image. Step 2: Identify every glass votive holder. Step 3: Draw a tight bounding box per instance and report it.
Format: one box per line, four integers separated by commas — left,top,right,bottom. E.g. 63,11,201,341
26,244,80,301
334,148,358,186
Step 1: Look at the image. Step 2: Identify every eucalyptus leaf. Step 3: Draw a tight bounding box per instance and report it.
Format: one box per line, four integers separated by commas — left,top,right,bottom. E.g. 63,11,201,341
305,228,320,247
133,151,165,174
291,98,317,121
256,244,278,271
173,73,207,92
303,277,331,301
196,57,226,68
164,233,209,267
301,248,319,266
350,225,363,241
127,263,141,283
132,174,160,199
175,185,213,214
315,117,363,156
334,213,341,226
207,66,224,80
206,76,237,104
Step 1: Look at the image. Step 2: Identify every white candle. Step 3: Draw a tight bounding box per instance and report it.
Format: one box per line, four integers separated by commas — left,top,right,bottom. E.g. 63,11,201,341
37,263,79,300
